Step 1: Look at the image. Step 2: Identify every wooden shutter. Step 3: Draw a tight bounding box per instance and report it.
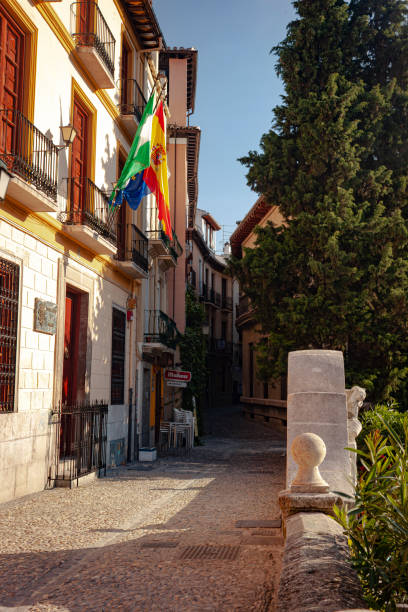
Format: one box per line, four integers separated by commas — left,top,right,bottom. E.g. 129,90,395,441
71,98,89,216
0,7,24,159
111,308,126,405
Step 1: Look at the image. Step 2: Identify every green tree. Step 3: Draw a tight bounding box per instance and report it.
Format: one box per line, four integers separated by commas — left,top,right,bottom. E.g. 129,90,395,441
231,0,408,401
179,286,207,423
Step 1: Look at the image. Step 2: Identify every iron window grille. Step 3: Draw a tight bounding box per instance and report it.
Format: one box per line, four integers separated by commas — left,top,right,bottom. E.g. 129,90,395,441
0,257,19,413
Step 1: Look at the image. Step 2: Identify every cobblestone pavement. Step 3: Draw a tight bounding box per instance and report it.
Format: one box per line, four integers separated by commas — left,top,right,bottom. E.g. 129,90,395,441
0,405,286,612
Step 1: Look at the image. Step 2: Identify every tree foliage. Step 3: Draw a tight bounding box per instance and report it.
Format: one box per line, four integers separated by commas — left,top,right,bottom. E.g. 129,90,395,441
179,286,207,415
231,0,408,401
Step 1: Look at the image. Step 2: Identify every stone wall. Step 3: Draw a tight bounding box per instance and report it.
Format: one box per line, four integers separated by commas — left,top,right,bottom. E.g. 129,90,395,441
276,513,366,612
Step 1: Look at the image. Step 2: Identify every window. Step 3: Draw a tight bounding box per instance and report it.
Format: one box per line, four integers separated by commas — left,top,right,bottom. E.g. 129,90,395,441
0,257,19,412
111,308,126,405
120,35,132,110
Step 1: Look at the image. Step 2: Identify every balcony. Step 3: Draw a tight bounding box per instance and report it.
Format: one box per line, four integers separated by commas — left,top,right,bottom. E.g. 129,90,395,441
115,223,148,279
235,294,254,328
207,338,233,356
0,109,58,212
144,309,179,351
157,229,183,271
199,285,221,307
117,78,147,136
59,177,117,255
221,295,233,311
71,2,115,89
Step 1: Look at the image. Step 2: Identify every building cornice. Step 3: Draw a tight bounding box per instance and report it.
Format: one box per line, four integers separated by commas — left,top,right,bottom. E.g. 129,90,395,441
229,196,273,258
121,0,166,51
187,228,226,273
169,125,201,228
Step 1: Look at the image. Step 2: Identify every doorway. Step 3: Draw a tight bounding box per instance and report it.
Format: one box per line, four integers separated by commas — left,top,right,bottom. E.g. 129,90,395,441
154,369,162,446
62,290,80,405
142,367,151,446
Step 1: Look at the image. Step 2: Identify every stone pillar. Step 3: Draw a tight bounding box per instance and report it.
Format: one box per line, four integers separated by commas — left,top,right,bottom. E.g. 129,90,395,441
286,350,352,496
279,433,346,531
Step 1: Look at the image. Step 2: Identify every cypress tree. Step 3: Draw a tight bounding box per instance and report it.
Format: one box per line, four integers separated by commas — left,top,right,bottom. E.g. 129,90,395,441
232,0,408,401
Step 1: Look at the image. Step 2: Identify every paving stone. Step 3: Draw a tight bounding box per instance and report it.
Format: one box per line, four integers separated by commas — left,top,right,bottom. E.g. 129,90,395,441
0,404,285,611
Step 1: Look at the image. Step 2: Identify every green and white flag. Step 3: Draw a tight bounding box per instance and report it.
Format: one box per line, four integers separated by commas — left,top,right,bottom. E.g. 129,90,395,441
109,92,155,205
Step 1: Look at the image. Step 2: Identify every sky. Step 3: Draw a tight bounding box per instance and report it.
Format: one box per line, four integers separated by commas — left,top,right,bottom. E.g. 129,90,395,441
153,0,296,248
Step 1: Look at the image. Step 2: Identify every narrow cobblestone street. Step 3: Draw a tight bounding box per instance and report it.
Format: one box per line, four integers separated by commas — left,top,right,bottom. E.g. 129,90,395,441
0,406,286,612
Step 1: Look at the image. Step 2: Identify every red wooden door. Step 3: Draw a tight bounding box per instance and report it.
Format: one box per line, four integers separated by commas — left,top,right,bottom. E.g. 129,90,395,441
62,292,79,405
0,7,24,164
71,99,88,220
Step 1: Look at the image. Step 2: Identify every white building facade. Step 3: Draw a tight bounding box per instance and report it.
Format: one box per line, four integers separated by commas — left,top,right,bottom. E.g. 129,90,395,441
0,0,180,502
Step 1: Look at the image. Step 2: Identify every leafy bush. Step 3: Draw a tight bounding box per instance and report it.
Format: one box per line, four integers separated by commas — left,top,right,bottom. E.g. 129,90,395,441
359,404,407,454
335,415,408,610
179,286,208,434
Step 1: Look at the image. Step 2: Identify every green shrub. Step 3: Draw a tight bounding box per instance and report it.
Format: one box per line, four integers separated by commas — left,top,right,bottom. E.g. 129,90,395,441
359,404,407,452
334,415,408,610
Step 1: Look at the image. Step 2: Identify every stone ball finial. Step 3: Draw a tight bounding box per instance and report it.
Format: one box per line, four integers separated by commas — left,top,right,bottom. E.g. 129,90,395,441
290,432,330,493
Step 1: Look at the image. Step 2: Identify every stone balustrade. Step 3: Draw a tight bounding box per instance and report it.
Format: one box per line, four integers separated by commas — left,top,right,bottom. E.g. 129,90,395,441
276,349,369,612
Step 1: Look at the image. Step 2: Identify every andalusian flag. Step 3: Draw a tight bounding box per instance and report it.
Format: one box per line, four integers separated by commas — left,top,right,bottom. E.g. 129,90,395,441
110,94,172,240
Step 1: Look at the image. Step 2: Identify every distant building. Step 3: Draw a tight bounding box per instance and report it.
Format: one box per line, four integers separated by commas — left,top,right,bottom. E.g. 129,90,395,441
230,197,287,423
186,209,240,411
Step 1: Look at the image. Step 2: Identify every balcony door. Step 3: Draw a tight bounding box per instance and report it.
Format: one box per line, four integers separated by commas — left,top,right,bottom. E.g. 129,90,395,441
0,7,24,165
77,0,94,46
71,98,89,221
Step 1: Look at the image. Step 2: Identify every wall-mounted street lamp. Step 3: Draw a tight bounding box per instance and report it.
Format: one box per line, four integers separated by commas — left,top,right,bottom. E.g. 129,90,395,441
58,124,77,149
0,159,12,201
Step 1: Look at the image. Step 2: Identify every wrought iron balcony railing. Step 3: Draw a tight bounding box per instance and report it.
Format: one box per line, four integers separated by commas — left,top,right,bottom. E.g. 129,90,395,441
59,177,116,244
144,309,179,349
71,2,115,77
199,283,208,302
199,285,221,307
236,294,251,318
0,108,58,200
221,295,233,310
117,223,148,272
117,78,147,122
169,230,183,261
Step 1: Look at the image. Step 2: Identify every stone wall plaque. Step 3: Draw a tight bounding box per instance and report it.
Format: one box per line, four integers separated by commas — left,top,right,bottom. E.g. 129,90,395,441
34,298,57,335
